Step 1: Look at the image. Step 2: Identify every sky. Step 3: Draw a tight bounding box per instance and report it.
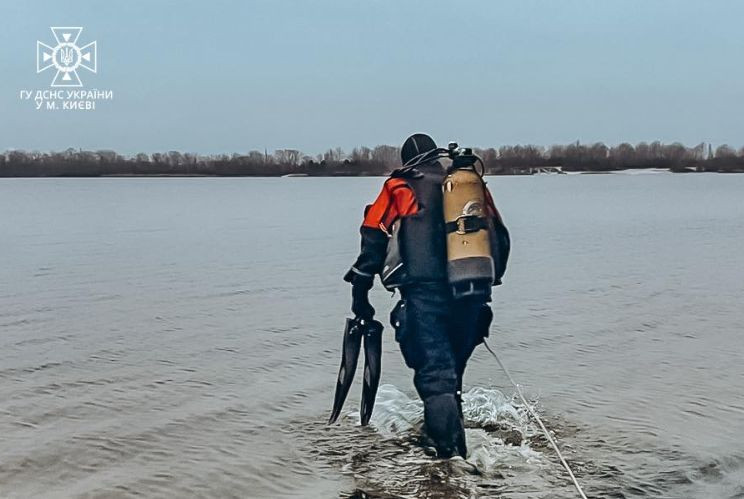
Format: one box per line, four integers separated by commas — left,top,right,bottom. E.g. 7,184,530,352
1,0,743,156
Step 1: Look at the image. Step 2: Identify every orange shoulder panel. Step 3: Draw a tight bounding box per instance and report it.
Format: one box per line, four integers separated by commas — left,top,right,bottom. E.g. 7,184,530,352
361,177,418,231
388,179,417,220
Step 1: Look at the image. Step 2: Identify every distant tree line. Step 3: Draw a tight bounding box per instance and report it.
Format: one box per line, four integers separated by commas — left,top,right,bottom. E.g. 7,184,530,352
2,141,744,177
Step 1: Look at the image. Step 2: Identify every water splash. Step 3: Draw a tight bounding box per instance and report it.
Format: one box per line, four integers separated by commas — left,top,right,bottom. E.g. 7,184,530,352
367,384,424,435
369,384,537,444
462,386,525,427
364,384,546,472
313,385,570,497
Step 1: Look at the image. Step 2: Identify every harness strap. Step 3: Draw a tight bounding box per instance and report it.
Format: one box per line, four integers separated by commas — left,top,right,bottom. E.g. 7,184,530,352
445,215,488,235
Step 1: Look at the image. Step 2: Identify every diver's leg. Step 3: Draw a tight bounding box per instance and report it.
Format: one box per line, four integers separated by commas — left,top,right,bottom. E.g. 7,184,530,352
449,298,493,429
450,298,493,379
394,288,466,458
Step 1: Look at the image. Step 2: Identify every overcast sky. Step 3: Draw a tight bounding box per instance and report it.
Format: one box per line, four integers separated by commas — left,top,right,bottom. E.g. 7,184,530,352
1,0,743,155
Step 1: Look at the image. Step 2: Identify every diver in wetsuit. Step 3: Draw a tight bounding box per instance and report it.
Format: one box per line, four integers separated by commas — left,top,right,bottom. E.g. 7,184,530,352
344,134,509,458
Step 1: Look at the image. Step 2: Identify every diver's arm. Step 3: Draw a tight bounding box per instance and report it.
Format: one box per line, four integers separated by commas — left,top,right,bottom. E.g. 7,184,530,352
483,184,510,285
344,225,385,319
345,226,388,285
344,179,403,285
483,185,505,223
343,182,394,319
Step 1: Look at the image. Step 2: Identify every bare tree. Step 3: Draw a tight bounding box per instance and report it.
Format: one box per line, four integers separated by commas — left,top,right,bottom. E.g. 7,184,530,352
371,145,398,165
715,144,737,158
275,149,302,165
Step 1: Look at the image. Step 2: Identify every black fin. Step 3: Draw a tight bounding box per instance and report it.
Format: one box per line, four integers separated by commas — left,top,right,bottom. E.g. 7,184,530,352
328,318,363,424
360,319,384,426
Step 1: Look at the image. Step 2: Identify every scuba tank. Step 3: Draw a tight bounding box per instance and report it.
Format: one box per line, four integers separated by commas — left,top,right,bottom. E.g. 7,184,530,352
380,135,509,296
442,143,495,298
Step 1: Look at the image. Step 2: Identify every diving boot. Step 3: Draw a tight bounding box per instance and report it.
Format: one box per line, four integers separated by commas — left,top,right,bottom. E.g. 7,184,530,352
422,393,467,459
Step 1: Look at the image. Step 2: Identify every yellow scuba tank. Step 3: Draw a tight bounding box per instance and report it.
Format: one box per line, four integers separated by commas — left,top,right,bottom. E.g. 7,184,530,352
442,144,494,297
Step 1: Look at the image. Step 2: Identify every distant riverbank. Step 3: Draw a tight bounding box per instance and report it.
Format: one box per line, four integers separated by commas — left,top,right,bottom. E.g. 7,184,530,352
3,141,744,177
3,168,743,179
24,167,744,178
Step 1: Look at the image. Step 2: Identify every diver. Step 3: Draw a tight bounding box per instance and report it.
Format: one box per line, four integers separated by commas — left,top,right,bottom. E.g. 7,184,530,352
342,133,510,458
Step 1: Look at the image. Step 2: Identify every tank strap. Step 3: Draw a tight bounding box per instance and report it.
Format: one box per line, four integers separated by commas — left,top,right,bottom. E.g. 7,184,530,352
445,215,488,235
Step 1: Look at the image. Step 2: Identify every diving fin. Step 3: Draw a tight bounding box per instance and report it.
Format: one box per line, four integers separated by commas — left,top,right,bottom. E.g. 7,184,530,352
360,319,383,426
328,318,364,424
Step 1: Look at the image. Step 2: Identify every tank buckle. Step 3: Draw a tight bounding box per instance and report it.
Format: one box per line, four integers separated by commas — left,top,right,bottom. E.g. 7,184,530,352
455,215,479,235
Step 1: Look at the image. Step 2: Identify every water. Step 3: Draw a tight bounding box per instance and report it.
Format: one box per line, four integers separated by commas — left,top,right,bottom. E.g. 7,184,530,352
1,174,743,498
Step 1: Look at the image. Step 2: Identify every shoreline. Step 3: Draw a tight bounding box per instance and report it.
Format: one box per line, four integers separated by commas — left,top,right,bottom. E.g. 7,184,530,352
0,168,744,179
1,169,743,179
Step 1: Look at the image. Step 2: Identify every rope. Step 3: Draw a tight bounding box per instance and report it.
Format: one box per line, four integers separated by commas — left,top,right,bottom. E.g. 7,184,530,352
482,340,589,499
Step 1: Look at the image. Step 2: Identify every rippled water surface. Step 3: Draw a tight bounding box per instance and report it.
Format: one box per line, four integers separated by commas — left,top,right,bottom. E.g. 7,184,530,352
1,174,743,498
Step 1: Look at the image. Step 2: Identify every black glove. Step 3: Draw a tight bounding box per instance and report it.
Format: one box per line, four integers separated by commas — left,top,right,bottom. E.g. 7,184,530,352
351,281,375,320
344,269,375,320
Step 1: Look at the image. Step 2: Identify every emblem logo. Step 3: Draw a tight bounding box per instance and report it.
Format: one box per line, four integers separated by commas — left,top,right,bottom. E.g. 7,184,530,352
37,27,97,87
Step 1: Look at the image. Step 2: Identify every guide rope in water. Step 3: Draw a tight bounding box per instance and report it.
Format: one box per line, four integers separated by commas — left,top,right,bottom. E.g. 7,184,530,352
482,340,589,499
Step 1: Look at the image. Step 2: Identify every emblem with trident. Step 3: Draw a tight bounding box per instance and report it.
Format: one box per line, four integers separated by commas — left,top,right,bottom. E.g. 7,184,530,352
37,27,97,87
